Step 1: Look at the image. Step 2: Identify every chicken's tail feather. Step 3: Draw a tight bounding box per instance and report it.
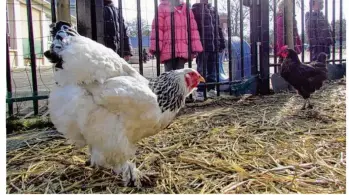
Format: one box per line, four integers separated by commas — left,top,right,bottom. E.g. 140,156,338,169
308,73,327,90
316,52,328,64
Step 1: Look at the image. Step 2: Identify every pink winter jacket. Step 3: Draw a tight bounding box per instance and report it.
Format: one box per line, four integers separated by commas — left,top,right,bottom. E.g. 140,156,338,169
149,0,203,63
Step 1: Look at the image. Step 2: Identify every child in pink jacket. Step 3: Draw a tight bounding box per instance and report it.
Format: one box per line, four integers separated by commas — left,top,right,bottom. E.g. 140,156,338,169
149,0,203,71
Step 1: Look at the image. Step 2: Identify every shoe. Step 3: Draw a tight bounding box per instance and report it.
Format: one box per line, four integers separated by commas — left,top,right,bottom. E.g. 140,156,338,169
207,90,217,98
193,91,204,101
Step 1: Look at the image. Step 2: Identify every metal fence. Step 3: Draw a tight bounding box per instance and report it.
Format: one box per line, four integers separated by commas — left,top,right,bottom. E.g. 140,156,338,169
6,0,346,117
6,0,59,117
270,0,346,69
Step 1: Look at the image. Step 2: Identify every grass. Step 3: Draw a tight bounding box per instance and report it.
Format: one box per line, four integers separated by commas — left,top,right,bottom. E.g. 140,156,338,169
6,79,346,194
6,117,53,134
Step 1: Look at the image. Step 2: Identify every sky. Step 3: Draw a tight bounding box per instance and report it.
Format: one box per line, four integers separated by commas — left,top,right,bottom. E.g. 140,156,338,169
115,0,346,35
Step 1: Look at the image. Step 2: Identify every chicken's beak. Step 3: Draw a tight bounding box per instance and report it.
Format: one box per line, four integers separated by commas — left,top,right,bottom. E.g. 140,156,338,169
199,76,206,83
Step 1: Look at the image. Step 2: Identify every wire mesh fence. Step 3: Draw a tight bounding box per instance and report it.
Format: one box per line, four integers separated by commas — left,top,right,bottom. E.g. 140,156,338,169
6,0,78,117
6,0,346,118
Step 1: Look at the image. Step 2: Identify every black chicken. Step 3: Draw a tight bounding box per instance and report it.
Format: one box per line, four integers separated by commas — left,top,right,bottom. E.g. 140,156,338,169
278,48,328,110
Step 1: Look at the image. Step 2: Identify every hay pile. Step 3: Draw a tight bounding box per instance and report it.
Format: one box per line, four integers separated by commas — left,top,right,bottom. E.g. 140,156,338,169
6,79,346,194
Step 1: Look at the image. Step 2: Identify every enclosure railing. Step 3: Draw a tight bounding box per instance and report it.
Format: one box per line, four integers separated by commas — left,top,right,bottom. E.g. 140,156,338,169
270,0,346,72
6,0,346,117
6,0,57,117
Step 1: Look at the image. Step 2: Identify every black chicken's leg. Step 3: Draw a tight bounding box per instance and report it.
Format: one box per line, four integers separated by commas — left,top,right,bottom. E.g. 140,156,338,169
307,99,314,109
301,99,307,110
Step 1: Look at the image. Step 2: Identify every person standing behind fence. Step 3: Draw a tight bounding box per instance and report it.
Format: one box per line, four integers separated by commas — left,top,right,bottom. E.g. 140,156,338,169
149,0,203,72
191,0,225,97
305,0,334,61
104,0,133,61
143,48,148,63
275,0,302,63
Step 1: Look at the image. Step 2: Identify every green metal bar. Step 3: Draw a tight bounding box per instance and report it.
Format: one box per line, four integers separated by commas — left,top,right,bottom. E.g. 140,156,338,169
6,4,13,116
6,95,49,104
26,0,39,115
6,34,13,116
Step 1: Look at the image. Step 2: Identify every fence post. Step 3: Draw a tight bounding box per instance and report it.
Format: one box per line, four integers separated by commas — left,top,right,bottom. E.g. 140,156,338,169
244,0,259,77
228,0,233,95
332,0,336,65
214,0,220,97
259,0,270,95
154,0,161,76
93,0,104,44
26,0,39,115
170,0,175,68
51,0,57,23
118,0,124,58
186,0,192,69
57,0,71,23
239,0,244,79
6,33,13,116
76,0,93,38
284,0,294,49
137,0,143,75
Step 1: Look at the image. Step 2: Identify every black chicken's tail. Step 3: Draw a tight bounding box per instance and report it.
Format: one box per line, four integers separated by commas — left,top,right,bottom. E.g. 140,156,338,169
316,52,327,64
310,52,328,73
307,52,329,90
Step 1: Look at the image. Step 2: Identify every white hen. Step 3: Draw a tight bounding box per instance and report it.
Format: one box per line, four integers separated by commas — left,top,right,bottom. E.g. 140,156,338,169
45,21,205,186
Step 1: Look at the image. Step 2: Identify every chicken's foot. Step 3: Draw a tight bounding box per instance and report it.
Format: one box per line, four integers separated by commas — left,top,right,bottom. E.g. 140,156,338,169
115,161,142,188
301,99,307,110
307,99,314,109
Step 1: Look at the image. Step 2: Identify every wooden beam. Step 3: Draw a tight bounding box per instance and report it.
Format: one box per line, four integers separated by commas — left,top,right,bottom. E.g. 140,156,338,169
284,0,294,49
57,0,71,23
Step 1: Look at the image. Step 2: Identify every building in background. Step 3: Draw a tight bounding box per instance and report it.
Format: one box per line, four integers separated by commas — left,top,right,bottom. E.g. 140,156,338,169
6,0,76,69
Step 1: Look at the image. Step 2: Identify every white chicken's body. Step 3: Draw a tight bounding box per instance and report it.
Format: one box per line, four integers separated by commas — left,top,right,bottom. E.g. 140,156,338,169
49,76,179,169
50,28,147,86
46,22,202,186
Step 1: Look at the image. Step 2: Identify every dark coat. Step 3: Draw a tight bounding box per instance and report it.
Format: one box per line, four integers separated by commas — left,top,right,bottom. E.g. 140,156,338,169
192,3,225,52
104,3,132,56
305,11,334,61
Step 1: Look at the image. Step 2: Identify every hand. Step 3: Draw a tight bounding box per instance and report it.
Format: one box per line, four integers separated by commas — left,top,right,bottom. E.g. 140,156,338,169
149,50,157,56
192,52,198,58
124,55,131,61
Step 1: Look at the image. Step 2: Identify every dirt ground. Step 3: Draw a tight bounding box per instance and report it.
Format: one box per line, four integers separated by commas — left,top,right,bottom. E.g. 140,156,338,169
6,79,346,194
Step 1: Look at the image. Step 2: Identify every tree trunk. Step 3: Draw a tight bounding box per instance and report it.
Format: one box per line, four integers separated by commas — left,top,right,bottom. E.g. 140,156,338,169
284,0,294,49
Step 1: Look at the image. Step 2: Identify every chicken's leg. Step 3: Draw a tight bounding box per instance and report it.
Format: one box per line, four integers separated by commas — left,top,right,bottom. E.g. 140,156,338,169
301,99,307,110
85,146,93,167
307,99,314,109
114,161,142,188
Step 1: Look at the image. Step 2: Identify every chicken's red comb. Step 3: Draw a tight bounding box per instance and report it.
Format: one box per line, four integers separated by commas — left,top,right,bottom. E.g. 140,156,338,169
277,45,289,57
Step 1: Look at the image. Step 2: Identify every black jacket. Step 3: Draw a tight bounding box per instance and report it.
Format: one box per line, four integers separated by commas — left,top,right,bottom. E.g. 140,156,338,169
104,3,132,56
305,11,334,60
192,3,225,52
